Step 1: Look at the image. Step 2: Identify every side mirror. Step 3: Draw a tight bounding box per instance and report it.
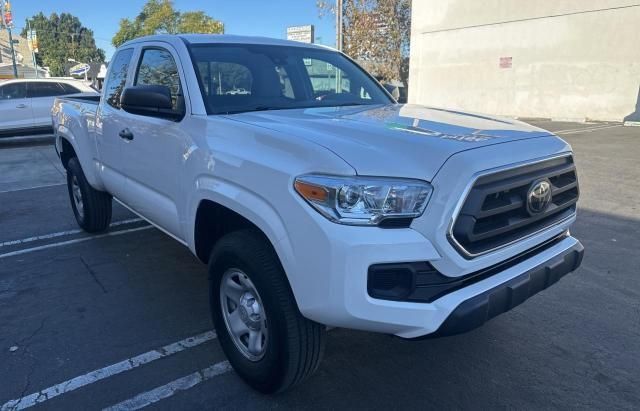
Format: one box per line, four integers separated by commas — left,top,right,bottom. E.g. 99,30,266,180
120,85,182,120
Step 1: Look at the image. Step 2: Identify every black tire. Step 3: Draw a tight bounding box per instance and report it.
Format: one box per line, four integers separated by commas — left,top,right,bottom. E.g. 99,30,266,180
66,157,112,233
209,229,326,393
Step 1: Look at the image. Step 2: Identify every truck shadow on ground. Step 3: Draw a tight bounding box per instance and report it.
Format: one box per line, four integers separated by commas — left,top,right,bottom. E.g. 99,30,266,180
192,208,640,409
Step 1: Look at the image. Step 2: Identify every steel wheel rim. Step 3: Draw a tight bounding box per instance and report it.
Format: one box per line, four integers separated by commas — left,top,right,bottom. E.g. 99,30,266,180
71,175,84,219
220,268,268,361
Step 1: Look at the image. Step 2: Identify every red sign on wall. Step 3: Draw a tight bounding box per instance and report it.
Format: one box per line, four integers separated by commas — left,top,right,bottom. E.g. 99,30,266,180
499,57,513,69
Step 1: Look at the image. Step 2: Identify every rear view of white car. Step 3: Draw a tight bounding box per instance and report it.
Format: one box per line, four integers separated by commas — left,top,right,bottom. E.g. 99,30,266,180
0,79,96,138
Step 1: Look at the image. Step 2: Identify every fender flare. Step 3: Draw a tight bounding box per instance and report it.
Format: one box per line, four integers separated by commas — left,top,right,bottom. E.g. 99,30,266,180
55,123,105,191
187,175,299,301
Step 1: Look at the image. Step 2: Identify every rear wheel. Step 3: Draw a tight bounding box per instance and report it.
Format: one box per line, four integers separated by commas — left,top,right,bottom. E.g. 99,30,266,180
66,157,112,232
209,230,326,393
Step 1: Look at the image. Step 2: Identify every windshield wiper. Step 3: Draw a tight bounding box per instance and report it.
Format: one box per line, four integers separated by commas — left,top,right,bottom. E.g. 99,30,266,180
219,102,379,115
222,105,292,115
326,102,368,107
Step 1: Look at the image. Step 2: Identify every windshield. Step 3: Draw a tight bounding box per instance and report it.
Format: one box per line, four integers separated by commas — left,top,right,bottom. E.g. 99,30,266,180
188,44,393,115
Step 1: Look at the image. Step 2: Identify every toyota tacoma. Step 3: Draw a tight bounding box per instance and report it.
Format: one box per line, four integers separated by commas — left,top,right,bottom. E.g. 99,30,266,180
52,34,584,393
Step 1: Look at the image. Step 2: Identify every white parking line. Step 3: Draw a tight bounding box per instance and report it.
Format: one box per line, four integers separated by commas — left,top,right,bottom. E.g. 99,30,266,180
548,125,602,133
0,331,217,411
0,218,144,248
0,226,153,259
554,124,621,135
103,361,233,411
0,183,66,194
548,123,614,133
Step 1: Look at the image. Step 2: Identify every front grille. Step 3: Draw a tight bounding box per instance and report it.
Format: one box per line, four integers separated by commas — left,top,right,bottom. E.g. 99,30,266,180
450,155,579,257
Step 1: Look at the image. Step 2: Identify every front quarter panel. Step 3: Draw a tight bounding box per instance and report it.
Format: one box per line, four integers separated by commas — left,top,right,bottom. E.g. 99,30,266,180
183,115,355,306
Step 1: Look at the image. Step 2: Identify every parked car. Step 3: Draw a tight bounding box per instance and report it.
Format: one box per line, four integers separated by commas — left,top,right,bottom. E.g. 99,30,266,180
225,87,250,95
52,35,583,394
0,78,96,138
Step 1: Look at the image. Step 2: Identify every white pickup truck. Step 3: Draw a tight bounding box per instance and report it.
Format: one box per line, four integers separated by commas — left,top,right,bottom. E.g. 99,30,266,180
53,34,584,393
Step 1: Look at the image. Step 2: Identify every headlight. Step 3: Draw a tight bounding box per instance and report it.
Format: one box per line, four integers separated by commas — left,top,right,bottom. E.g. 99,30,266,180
294,175,433,226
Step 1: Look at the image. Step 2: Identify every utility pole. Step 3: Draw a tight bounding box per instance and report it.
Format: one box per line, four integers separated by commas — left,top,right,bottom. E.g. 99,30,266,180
1,0,18,78
6,29,18,77
335,0,343,93
27,19,38,78
335,0,343,51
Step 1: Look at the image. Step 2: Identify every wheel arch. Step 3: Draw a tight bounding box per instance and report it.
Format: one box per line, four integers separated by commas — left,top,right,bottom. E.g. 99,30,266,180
54,122,105,190
57,136,77,170
190,183,292,264
189,179,299,304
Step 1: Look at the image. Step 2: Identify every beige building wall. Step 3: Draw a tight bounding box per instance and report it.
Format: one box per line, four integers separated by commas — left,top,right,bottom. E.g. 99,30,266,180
408,0,640,122
0,30,39,78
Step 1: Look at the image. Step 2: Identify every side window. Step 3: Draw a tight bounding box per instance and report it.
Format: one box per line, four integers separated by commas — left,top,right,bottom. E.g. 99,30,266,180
135,48,183,111
104,48,134,109
197,62,252,97
58,83,81,94
0,83,26,100
27,82,66,98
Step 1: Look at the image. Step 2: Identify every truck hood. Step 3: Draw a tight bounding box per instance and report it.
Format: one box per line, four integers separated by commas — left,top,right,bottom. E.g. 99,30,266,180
226,104,554,180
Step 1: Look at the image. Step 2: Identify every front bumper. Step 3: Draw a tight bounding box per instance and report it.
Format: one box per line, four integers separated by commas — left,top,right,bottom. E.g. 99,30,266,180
415,239,583,339
285,210,583,338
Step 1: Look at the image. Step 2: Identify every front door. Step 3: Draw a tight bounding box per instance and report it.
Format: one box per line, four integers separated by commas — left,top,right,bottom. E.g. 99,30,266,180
116,45,190,240
0,82,33,134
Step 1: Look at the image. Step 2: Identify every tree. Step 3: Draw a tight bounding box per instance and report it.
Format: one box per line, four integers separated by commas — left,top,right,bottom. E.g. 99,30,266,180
21,12,106,77
112,0,223,47
317,0,411,85
178,11,224,34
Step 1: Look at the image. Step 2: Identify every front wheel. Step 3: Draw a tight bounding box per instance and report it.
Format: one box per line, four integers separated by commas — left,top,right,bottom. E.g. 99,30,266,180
66,157,112,233
209,230,326,393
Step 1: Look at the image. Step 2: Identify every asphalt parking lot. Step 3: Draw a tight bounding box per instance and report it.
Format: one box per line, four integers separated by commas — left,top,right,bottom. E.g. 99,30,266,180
1,121,638,410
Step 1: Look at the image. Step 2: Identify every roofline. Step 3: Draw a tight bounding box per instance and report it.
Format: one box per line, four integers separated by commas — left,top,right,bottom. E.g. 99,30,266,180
119,34,338,52
0,78,89,83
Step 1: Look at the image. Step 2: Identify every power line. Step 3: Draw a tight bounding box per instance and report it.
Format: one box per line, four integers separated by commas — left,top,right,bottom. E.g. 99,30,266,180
420,3,640,35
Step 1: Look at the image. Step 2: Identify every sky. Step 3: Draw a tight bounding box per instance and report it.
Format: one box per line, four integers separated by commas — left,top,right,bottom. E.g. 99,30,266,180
9,0,336,59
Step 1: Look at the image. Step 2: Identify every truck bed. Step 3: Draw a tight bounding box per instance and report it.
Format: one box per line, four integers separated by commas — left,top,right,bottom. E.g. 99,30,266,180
60,93,101,104
52,94,101,176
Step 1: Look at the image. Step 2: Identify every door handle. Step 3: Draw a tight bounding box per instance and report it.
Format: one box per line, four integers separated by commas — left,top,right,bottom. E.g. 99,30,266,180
119,128,134,141
16,104,27,109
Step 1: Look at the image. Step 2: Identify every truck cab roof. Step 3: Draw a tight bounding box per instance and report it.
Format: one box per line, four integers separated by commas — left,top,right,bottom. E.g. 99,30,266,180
120,34,334,52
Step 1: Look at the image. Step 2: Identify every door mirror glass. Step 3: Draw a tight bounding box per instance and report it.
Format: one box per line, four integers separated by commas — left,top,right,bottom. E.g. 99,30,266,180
120,85,181,119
